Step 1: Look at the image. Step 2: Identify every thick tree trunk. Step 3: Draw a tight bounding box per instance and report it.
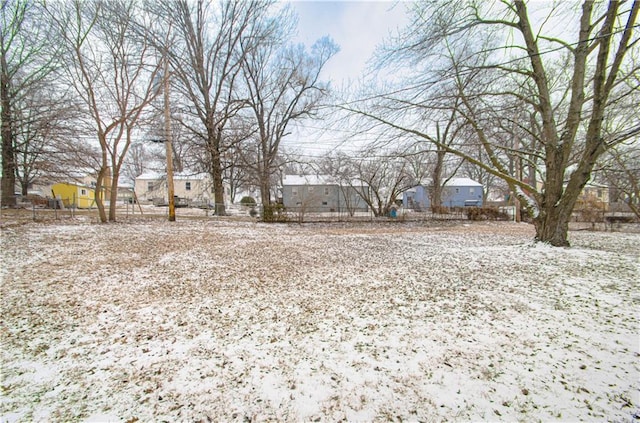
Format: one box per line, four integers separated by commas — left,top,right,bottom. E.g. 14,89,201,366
260,173,272,220
95,164,108,223
532,155,593,247
212,159,226,216
430,148,445,212
108,170,119,222
533,208,571,247
1,55,16,208
209,127,226,216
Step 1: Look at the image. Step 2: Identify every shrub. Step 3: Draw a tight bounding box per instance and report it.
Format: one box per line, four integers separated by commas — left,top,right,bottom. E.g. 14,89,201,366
262,203,288,222
240,196,256,206
467,207,510,221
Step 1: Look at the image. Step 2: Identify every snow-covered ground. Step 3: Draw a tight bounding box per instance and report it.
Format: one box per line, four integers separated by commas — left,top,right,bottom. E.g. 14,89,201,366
1,220,638,422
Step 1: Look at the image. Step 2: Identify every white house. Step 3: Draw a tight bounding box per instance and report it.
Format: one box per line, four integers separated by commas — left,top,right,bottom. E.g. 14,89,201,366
134,172,224,206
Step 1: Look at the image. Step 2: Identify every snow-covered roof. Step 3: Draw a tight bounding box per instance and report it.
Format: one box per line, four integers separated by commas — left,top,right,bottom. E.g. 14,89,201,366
136,171,209,181
283,175,336,186
283,175,369,187
445,178,483,187
136,171,164,180
173,172,208,181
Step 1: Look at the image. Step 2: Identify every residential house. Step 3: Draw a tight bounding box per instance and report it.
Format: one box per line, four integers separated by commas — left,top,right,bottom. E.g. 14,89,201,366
135,171,227,207
281,175,369,214
403,178,484,209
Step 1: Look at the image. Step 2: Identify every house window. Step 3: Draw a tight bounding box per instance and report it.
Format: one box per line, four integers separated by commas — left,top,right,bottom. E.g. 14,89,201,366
324,187,330,196
81,189,87,196
308,186,315,192
292,187,298,197
469,187,475,195
322,201,328,205
147,182,154,191
185,182,191,191
455,188,460,194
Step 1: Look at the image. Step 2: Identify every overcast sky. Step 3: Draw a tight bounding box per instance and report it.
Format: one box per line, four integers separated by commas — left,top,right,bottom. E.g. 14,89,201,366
283,1,410,155
289,1,410,85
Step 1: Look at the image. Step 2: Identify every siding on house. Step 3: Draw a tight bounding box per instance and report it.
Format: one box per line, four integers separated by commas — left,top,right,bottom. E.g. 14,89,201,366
134,172,217,204
281,175,369,213
403,178,484,209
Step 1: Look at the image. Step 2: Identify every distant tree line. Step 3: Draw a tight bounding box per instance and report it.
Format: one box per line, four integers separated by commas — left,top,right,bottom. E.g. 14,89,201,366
1,0,638,247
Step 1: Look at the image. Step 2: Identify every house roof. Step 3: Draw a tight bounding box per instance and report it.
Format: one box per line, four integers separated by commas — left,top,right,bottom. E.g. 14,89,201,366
282,175,369,187
174,172,209,181
52,181,94,189
283,175,336,186
445,178,483,187
136,171,164,180
408,177,483,191
136,171,209,181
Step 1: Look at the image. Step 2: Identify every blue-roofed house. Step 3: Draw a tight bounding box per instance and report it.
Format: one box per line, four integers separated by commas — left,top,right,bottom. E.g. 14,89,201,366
403,178,484,209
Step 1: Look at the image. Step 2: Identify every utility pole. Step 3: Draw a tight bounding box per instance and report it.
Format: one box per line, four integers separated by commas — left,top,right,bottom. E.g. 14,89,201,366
164,56,175,221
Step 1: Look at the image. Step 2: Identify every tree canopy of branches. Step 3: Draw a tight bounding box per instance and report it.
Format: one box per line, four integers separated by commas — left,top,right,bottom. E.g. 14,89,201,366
1,0,59,206
602,141,640,218
142,0,271,216
317,149,414,217
346,0,639,246
238,9,338,216
48,0,163,222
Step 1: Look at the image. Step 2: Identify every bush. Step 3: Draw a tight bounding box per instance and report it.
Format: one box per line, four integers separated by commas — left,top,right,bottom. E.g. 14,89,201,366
262,203,288,222
240,196,256,206
467,206,510,221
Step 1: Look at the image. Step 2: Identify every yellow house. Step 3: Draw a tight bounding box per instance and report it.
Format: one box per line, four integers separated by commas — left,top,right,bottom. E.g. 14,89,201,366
51,182,96,209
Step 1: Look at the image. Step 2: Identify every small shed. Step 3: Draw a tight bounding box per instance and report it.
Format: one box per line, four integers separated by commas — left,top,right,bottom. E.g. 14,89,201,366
51,182,96,209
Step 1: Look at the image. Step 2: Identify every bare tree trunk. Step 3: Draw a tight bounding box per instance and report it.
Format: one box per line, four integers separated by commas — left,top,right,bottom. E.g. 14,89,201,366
430,148,445,211
108,171,119,222
209,126,226,216
259,165,273,220
1,52,16,207
95,160,108,223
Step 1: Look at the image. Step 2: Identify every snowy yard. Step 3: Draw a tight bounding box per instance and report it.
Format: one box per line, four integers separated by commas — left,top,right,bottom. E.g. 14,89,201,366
1,219,638,422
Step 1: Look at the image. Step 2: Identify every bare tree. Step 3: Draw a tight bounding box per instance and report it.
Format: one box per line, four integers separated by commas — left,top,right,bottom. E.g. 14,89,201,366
347,0,639,246
602,142,640,218
315,152,358,216
143,0,271,216
13,89,79,195
1,0,59,206
239,12,338,219
48,0,162,222
348,148,412,217
121,142,150,184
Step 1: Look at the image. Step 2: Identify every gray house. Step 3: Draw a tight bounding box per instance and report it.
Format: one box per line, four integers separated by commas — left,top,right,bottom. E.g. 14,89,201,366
281,175,369,214
403,177,484,209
